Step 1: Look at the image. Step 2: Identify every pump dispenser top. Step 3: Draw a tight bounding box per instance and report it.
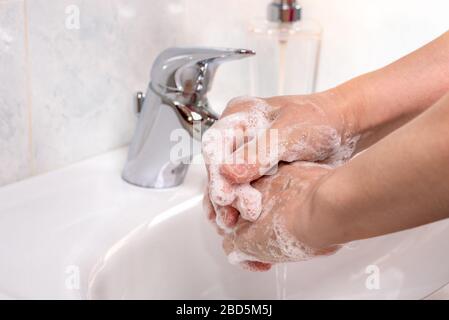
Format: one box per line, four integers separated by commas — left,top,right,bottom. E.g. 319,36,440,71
267,0,302,23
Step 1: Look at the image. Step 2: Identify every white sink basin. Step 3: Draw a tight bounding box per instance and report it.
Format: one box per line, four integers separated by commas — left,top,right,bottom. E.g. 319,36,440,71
1,147,449,299
0,148,205,299
87,194,449,299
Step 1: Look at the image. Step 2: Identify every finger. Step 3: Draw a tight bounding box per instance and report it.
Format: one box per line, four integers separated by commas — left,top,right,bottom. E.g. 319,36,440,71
203,118,246,206
206,122,265,207
205,187,238,233
204,98,272,223
209,107,271,166
222,234,234,255
221,96,271,118
203,187,226,236
202,113,247,171
240,261,272,272
205,177,240,231
233,184,263,221
215,205,239,230
278,123,341,163
220,127,280,184
203,96,272,190
313,244,341,256
203,187,216,223
220,122,341,184
208,167,237,207
223,236,272,272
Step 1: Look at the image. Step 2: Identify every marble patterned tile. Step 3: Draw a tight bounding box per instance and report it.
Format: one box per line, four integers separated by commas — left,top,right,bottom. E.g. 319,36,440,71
184,0,449,97
0,0,32,186
299,0,449,91
2,0,449,184
181,0,264,112
27,0,186,173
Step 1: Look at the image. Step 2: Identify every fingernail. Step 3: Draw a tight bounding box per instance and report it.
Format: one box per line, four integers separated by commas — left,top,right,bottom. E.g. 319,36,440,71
244,261,272,272
221,164,246,178
231,164,247,175
223,207,239,228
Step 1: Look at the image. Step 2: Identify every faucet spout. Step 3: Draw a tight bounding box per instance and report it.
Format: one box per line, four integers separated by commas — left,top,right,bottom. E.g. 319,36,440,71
122,47,255,188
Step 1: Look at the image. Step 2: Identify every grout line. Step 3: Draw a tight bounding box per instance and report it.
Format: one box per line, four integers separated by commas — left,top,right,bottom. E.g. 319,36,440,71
22,0,35,175
422,281,449,300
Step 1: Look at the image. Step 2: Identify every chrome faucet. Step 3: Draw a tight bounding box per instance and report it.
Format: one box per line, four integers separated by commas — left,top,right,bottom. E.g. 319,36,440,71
122,47,255,188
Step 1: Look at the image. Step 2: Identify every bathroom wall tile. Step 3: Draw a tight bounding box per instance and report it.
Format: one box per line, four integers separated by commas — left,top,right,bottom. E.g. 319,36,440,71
26,0,186,173
2,0,449,185
182,0,449,109
298,0,449,91
426,283,449,300
0,0,32,186
181,0,265,113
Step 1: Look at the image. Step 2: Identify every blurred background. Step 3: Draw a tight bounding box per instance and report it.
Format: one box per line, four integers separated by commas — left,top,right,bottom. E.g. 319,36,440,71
1,0,448,187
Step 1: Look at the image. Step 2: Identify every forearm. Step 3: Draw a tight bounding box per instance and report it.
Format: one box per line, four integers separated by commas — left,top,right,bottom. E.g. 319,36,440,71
304,91,449,249
332,31,449,150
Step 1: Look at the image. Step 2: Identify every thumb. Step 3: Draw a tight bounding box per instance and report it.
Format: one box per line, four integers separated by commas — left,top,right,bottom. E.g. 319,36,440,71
223,236,272,272
220,128,281,184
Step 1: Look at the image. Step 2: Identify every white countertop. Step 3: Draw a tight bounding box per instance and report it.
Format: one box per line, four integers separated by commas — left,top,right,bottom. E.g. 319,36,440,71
0,148,207,299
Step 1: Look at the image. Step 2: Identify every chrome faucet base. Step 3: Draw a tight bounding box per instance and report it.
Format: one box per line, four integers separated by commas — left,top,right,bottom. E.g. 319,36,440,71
122,47,255,188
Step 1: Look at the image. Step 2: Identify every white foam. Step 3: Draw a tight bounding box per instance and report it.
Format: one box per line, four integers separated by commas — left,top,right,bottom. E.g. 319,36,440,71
271,214,315,262
234,184,263,221
278,123,359,169
203,96,360,235
227,250,259,265
325,134,360,167
214,208,233,234
202,101,275,226
226,226,315,266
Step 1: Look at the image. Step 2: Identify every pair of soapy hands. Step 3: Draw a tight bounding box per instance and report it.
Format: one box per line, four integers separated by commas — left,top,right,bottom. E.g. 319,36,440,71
202,92,358,271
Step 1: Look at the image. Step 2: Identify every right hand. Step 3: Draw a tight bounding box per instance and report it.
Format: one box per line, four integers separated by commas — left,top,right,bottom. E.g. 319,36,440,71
218,92,359,184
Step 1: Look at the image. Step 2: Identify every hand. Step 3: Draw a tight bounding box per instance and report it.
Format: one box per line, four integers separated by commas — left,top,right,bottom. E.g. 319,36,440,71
202,97,272,229
202,92,359,231
222,161,340,270
219,92,359,185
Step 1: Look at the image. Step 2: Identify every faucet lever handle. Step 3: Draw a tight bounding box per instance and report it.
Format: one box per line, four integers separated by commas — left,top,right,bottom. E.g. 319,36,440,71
150,47,255,96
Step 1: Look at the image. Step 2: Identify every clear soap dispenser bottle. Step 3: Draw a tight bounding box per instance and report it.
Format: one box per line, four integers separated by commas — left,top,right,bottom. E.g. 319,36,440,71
249,0,322,97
